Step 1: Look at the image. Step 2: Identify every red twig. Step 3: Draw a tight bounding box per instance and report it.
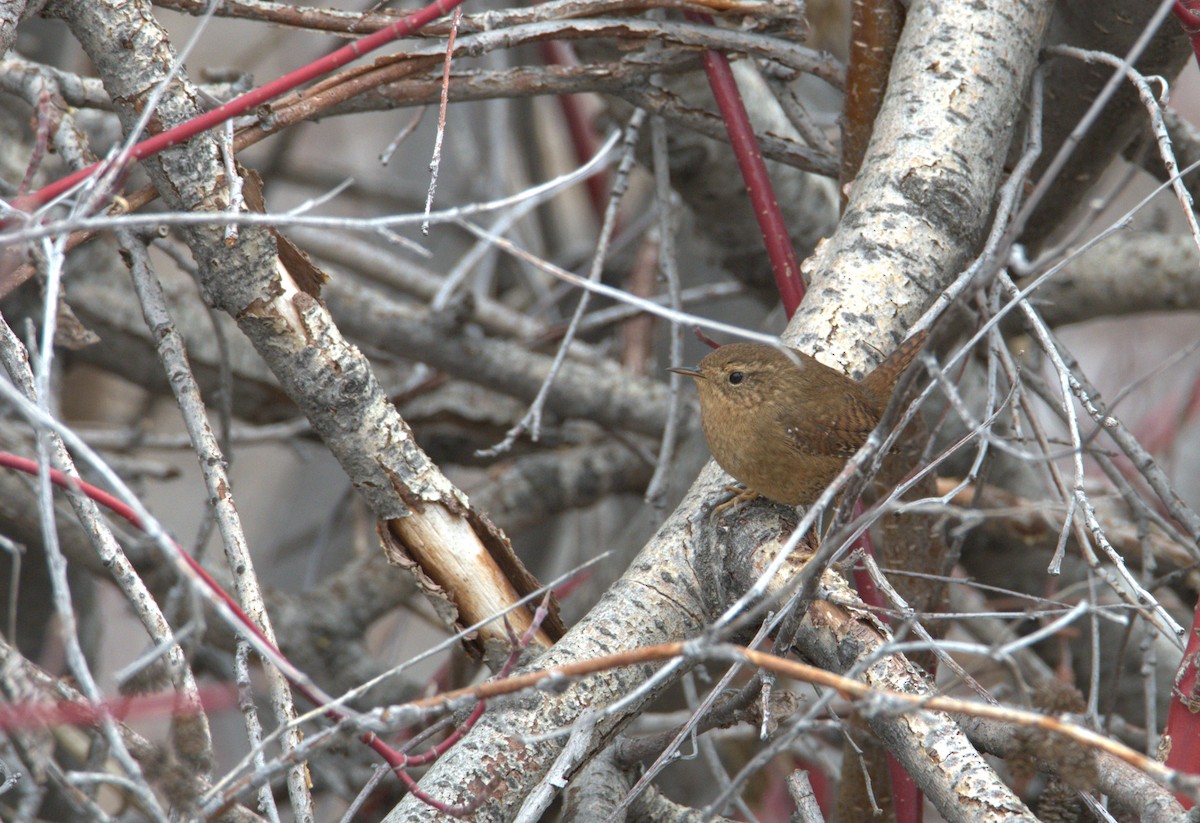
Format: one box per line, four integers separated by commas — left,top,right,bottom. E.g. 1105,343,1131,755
15,0,467,214
1133,372,1200,456
848,504,885,619
693,325,722,349
849,502,923,823
840,0,904,205
888,753,923,823
552,567,593,600
541,40,608,220
0,451,490,812
422,6,463,234
0,452,309,691
0,685,236,732
683,11,805,318
1175,1,1200,65
1165,598,1200,807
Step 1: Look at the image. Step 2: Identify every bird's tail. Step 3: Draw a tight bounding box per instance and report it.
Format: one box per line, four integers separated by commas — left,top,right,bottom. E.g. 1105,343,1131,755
860,329,929,404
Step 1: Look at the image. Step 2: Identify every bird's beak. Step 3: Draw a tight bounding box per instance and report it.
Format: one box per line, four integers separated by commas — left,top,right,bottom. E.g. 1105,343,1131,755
667,366,702,379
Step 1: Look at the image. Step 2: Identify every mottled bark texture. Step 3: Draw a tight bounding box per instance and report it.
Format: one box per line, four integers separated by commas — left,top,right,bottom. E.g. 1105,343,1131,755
43,0,557,662
387,1,1057,819
792,0,1054,361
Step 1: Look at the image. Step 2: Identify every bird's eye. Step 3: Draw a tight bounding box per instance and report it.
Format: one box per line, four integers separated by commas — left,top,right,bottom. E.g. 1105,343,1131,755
728,371,745,385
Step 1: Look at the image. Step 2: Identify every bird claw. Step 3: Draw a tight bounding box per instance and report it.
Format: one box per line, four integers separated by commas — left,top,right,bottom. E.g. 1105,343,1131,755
710,484,762,519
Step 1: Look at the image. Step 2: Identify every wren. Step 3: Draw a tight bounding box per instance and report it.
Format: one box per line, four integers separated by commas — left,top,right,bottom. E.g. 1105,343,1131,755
669,330,928,508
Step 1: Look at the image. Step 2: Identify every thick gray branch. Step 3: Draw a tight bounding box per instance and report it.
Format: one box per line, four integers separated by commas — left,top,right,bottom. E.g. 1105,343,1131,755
385,463,729,820
1027,231,1200,326
390,1,1061,819
45,0,555,663
791,0,1054,360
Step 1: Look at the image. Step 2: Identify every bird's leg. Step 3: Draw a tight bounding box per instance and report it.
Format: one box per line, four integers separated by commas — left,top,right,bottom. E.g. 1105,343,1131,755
812,492,852,544
710,484,762,519
815,508,833,543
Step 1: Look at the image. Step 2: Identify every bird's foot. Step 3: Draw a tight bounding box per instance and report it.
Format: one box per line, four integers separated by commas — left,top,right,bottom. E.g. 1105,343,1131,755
710,485,762,520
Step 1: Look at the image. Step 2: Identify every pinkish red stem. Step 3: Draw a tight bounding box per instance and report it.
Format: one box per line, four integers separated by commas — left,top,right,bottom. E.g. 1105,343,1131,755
0,451,488,811
1175,1,1200,65
541,40,609,220
849,502,923,823
16,0,466,213
1165,595,1200,807
0,685,236,731
683,11,805,317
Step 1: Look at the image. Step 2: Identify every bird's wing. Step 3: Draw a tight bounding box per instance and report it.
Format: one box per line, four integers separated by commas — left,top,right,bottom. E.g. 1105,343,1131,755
779,389,879,457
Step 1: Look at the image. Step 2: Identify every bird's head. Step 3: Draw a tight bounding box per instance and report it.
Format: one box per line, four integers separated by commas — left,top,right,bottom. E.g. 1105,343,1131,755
669,342,802,414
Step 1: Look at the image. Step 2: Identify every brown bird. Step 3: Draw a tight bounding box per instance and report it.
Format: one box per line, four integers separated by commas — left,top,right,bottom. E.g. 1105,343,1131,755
669,330,928,509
